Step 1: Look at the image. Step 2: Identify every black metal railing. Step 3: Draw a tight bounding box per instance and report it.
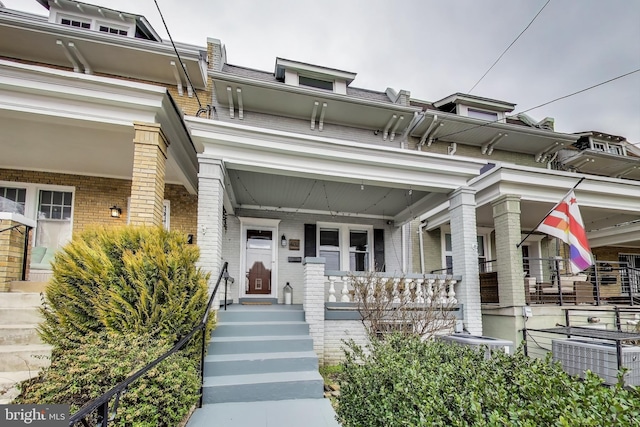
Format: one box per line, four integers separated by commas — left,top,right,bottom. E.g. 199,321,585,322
68,261,231,427
0,223,32,281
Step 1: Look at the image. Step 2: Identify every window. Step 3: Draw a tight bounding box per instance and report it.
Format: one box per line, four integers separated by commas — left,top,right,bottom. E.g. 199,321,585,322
318,224,372,271
607,144,623,155
444,232,489,273
299,76,334,91
592,142,606,151
319,228,340,270
36,190,73,250
477,235,488,272
0,186,26,214
60,18,91,29
468,109,498,121
99,25,128,36
592,141,625,156
444,233,453,274
522,245,530,277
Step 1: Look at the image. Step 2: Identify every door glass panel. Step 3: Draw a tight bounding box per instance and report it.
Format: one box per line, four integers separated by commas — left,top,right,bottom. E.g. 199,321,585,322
246,229,272,294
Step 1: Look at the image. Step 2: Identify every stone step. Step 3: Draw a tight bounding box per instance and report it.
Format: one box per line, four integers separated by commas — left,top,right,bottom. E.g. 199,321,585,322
9,281,48,293
0,293,42,308
213,321,309,338
0,325,42,345
205,351,318,377
218,308,305,323
202,370,324,404
0,344,51,371
0,308,43,325
209,335,314,355
0,370,39,404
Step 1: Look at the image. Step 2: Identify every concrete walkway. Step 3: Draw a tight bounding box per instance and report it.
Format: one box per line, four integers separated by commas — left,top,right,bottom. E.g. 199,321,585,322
187,399,341,427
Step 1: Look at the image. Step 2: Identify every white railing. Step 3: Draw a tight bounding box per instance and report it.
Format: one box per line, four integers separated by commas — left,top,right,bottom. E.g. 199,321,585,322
325,272,460,305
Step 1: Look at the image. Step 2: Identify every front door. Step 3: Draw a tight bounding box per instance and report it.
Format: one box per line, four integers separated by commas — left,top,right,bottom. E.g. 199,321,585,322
245,229,273,295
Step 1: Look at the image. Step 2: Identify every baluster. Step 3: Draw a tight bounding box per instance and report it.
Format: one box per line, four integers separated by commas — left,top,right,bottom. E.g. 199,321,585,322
341,276,350,302
415,279,424,304
392,278,401,303
447,277,457,304
328,276,336,302
437,278,447,304
403,279,412,302
425,278,435,304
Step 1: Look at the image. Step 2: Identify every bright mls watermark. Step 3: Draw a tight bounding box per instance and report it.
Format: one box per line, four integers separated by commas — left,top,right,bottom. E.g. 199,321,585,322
1,405,69,426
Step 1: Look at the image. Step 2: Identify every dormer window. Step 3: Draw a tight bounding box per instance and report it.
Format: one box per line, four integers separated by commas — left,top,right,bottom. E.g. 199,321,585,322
60,17,90,29
592,141,624,155
299,76,334,91
99,25,128,36
467,109,498,121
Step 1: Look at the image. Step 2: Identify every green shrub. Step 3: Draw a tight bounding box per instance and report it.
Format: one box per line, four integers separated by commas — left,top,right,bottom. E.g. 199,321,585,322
40,226,210,344
337,335,640,426
16,332,200,427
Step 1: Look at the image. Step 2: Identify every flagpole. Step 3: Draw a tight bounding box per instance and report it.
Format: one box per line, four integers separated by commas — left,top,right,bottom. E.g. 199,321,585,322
516,177,585,248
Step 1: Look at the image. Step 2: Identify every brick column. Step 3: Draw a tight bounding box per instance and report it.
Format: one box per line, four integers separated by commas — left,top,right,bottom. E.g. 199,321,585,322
492,195,526,306
130,122,168,226
197,154,226,300
303,257,326,365
449,187,482,335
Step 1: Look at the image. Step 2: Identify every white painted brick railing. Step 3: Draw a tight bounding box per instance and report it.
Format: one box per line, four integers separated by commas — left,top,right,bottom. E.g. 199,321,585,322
324,272,461,305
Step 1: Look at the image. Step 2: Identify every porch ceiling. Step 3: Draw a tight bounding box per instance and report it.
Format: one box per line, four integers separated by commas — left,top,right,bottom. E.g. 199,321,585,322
227,169,432,219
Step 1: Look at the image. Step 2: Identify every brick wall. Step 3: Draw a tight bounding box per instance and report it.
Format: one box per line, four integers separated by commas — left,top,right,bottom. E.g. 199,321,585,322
324,320,369,366
593,246,640,262
0,169,196,237
0,219,28,291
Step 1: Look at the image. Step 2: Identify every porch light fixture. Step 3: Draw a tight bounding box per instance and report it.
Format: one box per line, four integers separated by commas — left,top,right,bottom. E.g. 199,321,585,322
281,234,287,247
109,205,122,218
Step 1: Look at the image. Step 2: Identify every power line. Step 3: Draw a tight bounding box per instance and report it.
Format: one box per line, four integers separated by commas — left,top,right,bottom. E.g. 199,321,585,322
436,68,640,141
153,0,204,110
468,0,551,94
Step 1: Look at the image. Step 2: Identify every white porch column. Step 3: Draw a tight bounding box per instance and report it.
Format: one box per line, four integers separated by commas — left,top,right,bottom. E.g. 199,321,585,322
303,257,326,365
197,154,226,305
492,195,526,307
449,187,482,335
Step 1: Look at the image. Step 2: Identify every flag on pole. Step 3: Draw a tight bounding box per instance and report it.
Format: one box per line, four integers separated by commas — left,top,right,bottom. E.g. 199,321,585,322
536,191,594,274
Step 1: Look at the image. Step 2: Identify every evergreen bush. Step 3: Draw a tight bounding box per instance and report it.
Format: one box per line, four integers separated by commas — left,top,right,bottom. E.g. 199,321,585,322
40,226,210,344
16,332,200,427
337,335,640,426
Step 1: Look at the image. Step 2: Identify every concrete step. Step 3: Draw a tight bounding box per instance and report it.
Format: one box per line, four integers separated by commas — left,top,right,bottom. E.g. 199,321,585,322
213,321,309,338
205,351,318,377
9,281,48,293
0,293,42,308
0,325,42,345
209,335,314,355
0,344,51,371
218,309,304,323
186,399,341,427
0,308,43,325
202,370,324,404
0,370,39,404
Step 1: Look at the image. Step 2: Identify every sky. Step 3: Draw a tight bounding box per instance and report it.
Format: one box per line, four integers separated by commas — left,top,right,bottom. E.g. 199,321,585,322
5,0,640,142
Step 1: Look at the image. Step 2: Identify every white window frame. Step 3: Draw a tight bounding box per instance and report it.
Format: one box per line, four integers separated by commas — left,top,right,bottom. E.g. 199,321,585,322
441,227,491,274
57,13,92,29
591,140,626,156
0,180,75,247
317,222,374,272
96,20,133,37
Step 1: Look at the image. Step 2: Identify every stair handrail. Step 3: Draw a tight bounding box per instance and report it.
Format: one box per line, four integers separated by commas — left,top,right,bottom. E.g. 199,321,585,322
68,261,230,427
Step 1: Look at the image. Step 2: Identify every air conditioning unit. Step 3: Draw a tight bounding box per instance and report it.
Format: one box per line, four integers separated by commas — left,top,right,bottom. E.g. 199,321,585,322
438,334,514,358
552,338,640,386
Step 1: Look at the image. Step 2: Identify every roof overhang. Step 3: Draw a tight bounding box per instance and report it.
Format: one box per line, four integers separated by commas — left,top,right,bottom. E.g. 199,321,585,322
186,117,487,223
433,93,516,112
422,164,640,247
559,149,640,180
0,59,198,193
275,58,357,84
410,110,579,161
209,70,421,134
0,8,207,90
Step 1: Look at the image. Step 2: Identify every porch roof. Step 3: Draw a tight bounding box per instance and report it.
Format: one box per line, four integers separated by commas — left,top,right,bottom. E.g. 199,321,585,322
0,60,198,193
422,164,640,248
186,117,487,224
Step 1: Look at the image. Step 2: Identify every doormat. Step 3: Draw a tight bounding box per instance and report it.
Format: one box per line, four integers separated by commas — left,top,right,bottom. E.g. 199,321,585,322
241,301,273,305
